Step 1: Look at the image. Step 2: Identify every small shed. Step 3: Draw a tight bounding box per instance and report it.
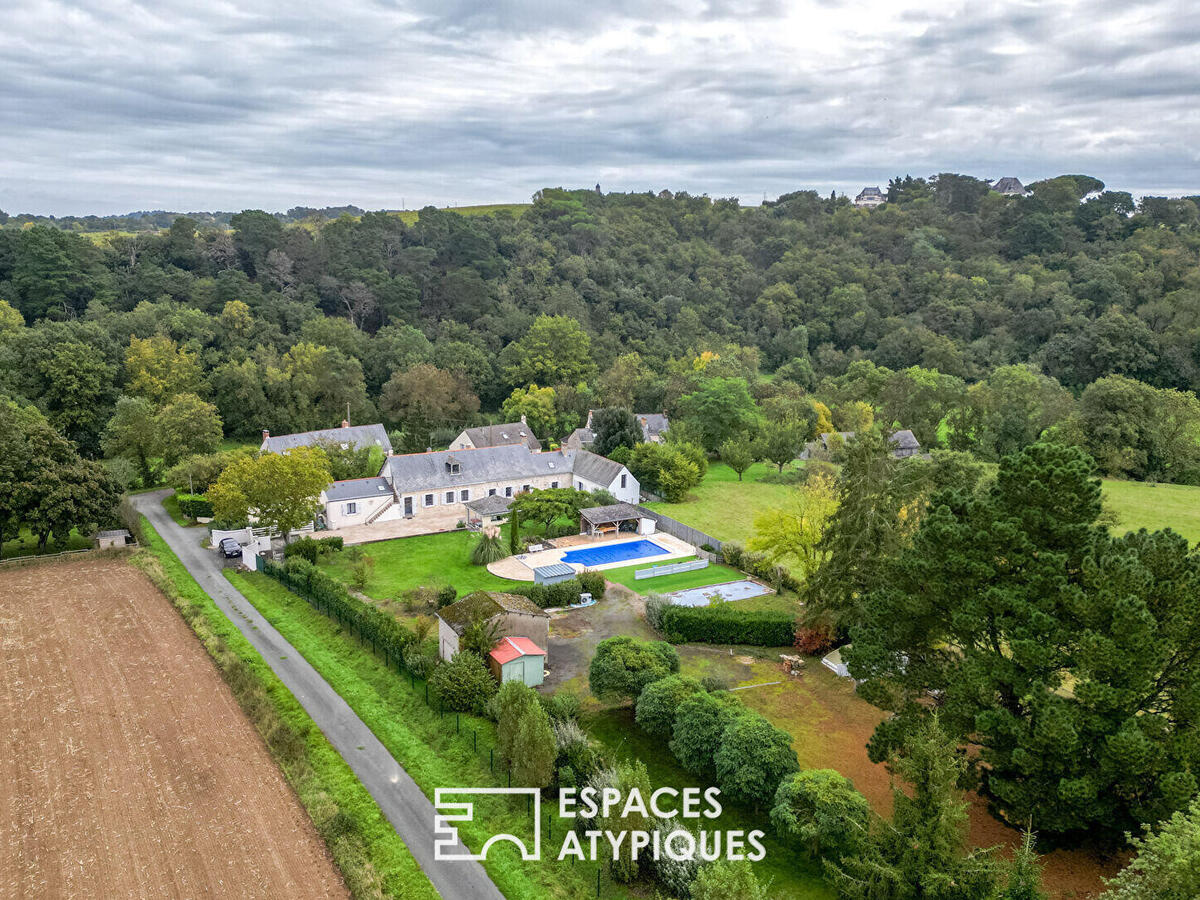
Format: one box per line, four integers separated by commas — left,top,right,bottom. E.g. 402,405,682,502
465,494,512,530
579,503,649,536
533,562,575,585
488,637,547,686
821,646,852,678
95,529,133,549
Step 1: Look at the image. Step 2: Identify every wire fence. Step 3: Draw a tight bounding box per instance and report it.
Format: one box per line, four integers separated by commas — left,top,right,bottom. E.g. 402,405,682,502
258,559,620,895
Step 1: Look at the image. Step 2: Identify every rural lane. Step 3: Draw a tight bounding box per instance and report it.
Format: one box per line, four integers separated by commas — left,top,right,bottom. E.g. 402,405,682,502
133,491,503,900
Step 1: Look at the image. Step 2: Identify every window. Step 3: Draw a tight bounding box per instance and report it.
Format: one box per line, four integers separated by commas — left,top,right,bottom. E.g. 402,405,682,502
505,486,513,497
345,502,357,515
460,489,469,501
577,481,583,490
551,481,559,489
620,474,627,489
445,491,454,504
488,488,497,496
424,493,434,507
522,484,531,493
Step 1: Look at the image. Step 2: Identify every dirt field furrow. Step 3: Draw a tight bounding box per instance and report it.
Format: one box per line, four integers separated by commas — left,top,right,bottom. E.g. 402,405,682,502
0,558,348,899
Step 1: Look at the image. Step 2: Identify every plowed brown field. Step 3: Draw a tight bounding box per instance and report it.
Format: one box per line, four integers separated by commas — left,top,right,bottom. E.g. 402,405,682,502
0,557,348,899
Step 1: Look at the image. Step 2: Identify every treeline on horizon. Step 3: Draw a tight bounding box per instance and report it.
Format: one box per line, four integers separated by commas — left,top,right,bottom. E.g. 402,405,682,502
2,173,1200,489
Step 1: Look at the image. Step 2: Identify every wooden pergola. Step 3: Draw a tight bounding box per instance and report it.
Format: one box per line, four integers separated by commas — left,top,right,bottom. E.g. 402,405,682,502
579,503,643,536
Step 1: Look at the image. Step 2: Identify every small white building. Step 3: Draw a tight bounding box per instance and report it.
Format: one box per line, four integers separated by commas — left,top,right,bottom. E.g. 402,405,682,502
822,647,852,678
853,186,886,208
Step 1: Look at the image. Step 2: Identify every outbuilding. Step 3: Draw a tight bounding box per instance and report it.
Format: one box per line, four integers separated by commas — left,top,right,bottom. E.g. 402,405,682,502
821,646,852,678
488,636,547,686
94,529,133,549
579,503,654,537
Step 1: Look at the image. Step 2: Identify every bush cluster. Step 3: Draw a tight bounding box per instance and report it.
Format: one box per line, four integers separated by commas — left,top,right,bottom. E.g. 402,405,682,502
175,493,213,519
659,603,795,646
282,535,344,563
720,541,800,591
505,571,606,609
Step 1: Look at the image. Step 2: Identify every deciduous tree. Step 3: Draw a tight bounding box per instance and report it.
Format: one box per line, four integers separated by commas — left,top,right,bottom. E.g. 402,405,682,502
208,446,331,537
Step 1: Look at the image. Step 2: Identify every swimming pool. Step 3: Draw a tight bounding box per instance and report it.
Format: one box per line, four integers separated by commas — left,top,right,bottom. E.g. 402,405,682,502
666,580,771,607
560,539,671,567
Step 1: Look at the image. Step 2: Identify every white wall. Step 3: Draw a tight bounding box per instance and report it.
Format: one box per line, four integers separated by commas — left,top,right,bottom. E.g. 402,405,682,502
321,492,393,530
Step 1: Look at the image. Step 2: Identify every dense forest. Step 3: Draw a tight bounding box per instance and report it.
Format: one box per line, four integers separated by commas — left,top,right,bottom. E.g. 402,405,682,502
3,174,1200,492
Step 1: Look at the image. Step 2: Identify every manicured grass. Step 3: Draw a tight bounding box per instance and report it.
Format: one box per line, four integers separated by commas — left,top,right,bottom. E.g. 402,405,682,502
319,529,520,598
1102,478,1200,545
601,556,748,594
582,706,832,900
0,526,91,559
136,524,438,900
646,462,801,545
228,570,624,900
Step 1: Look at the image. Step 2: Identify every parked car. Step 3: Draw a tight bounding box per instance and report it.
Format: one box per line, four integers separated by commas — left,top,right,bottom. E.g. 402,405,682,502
219,538,242,558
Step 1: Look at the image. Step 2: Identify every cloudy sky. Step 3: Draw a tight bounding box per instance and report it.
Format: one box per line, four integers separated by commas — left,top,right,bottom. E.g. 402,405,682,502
4,0,1199,215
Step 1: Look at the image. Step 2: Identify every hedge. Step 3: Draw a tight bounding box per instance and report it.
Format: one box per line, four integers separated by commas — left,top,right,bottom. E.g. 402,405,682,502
660,603,795,646
175,493,214,519
262,557,418,665
283,536,344,563
720,541,800,592
505,570,606,609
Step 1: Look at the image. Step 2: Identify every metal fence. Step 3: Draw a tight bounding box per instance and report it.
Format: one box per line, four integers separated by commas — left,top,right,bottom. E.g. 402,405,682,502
634,558,709,580
0,544,138,569
633,505,723,555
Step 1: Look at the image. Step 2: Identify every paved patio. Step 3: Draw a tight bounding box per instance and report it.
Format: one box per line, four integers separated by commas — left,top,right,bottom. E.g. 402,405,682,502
319,508,464,545
487,532,694,582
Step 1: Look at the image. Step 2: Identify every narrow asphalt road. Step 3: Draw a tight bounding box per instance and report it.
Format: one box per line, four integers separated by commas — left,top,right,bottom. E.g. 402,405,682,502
134,491,503,900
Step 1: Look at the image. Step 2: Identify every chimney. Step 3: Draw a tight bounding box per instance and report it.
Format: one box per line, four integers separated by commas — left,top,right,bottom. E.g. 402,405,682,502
519,414,527,425
262,429,270,442
341,419,350,428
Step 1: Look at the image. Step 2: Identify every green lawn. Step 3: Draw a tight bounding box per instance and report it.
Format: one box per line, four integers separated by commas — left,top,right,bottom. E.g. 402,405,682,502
583,706,831,900
601,556,748,594
228,571,625,900
645,462,799,545
1103,479,1200,545
138,524,439,899
0,526,91,559
391,203,529,224
319,529,521,598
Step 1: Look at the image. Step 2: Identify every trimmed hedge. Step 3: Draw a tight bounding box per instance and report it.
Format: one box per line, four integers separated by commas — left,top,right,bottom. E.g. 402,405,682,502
720,541,800,592
175,493,213,519
660,603,795,646
283,536,345,562
263,557,418,664
505,570,606,609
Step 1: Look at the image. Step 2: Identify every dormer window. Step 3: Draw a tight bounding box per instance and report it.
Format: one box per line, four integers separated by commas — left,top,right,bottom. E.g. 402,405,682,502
445,455,461,475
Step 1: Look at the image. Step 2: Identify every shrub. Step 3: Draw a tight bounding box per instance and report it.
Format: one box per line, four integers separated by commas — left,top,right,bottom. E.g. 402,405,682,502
512,702,556,788
770,769,871,860
317,536,344,552
284,537,320,563
402,643,437,679
715,711,799,808
794,624,834,656
691,860,769,900
635,675,705,737
670,692,744,777
470,531,507,565
644,593,670,632
721,541,744,569
429,652,496,714
504,575,604,609
576,570,605,600
349,555,375,591
700,542,716,553
659,604,796,646
175,493,214,519
542,692,581,722
436,584,457,608
589,636,680,702
491,681,538,763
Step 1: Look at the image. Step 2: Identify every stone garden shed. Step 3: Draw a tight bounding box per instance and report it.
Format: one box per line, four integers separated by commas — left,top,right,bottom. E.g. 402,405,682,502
436,590,550,662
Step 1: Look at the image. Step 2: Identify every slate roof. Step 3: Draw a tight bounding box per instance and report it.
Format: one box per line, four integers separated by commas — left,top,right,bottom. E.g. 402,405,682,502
490,636,546,665
462,421,541,451
855,186,884,199
568,449,624,487
565,427,595,449
635,413,669,441
889,429,921,451
438,590,549,634
324,477,393,502
464,494,513,515
385,445,572,493
579,503,643,525
264,423,392,456
992,176,1026,195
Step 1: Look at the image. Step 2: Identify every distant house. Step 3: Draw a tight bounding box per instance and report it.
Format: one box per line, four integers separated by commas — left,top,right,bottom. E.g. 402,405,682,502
565,410,669,450
800,430,922,461
991,177,1027,196
488,636,547,686
449,416,541,452
437,591,551,662
853,186,886,208
261,421,392,456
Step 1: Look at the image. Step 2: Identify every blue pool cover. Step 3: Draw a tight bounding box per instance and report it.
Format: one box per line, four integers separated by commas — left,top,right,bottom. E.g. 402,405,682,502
560,539,671,567
667,580,770,607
